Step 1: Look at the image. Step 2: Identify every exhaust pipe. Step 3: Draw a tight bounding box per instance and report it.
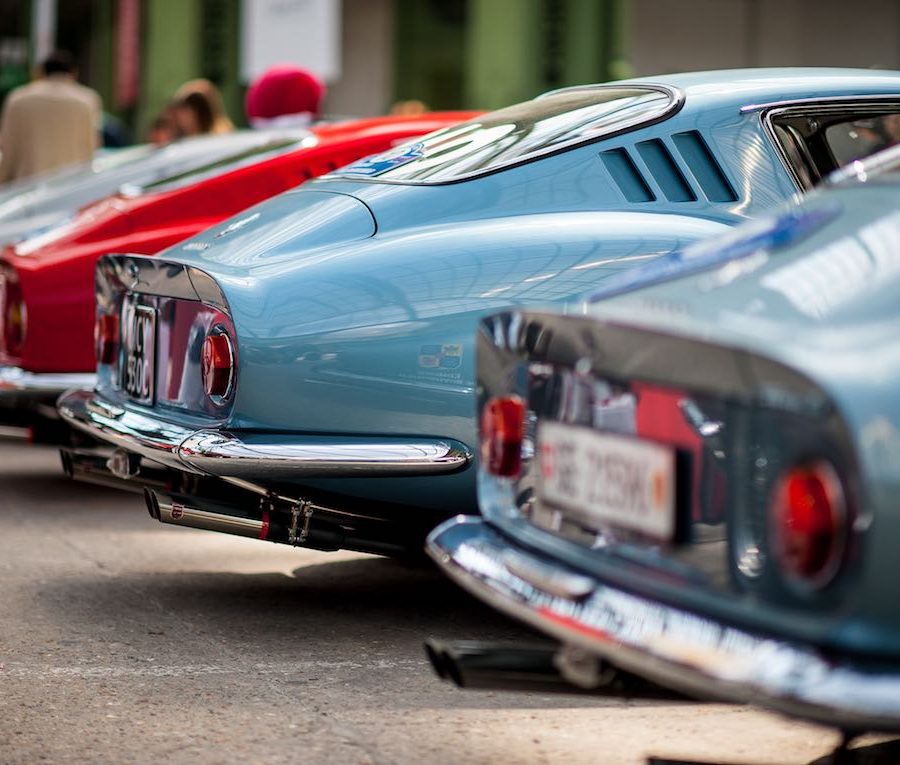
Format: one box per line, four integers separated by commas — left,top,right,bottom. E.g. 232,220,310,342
144,488,376,554
425,639,685,698
146,488,275,540
0,424,31,441
60,447,170,493
426,640,598,694
144,488,415,557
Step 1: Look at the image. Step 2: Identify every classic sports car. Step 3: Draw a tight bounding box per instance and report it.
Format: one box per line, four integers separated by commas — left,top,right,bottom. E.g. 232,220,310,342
0,113,473,440
0,132,307,247
427,148,900,731
59,69,900,557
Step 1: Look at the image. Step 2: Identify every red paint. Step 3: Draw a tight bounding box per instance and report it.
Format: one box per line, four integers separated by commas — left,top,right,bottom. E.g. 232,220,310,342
259,509,270,541
632,381,727,523
0,112,477,373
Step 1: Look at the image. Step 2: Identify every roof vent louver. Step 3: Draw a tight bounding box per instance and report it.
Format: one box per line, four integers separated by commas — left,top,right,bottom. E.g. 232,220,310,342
672,131,738,203
599,148,655,203
636,139,696,202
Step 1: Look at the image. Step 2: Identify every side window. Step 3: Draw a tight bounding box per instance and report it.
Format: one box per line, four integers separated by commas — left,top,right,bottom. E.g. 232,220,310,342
825,115,900,165
769,104,900,189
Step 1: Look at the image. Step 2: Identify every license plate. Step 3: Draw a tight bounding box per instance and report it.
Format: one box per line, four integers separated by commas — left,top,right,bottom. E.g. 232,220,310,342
120,300,156,404
537,421,676,540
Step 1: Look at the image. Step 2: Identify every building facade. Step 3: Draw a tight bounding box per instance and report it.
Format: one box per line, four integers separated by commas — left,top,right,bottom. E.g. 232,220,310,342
1,0,898,142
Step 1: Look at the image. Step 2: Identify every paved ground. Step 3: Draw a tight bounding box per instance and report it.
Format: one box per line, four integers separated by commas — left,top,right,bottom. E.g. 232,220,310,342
0,441,895,765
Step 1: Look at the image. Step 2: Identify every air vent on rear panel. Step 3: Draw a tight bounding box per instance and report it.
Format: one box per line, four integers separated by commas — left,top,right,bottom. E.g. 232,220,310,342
636,139,696,203
672,131,738,203
599,148,655,203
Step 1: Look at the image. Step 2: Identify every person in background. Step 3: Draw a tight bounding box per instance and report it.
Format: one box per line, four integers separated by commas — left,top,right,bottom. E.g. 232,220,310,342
101,111,131,148
170,91,215,137
245,65,325,128
390,99,428,116
0,50,101,182
147,106,180,146
174,78,234,134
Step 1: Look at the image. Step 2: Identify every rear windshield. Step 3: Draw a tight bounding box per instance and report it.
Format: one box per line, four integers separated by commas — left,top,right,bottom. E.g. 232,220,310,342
332,85,677,183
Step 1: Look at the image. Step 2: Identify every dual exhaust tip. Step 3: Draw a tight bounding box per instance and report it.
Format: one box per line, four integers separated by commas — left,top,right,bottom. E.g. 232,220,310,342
425,639,602,694
426,639,684,699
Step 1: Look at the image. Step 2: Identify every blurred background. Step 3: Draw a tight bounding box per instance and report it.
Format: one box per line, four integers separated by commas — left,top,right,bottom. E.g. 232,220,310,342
1,0,899,141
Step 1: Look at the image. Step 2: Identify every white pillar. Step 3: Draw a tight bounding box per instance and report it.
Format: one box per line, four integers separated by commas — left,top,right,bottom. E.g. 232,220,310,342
31,0,57,68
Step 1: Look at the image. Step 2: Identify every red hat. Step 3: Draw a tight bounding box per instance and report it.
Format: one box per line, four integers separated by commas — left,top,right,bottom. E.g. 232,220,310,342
245,66,326,120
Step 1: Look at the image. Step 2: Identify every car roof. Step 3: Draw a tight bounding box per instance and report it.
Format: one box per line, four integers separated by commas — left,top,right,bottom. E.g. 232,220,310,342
605,67,900,109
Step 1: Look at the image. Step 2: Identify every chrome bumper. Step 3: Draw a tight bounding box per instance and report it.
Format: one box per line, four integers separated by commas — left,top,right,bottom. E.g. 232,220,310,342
0,366,96,398
428,516,900,732
57,388,472,479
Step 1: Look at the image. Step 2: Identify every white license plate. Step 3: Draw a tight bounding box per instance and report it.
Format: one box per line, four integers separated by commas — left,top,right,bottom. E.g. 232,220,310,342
537,421,676,540
120,300,156,404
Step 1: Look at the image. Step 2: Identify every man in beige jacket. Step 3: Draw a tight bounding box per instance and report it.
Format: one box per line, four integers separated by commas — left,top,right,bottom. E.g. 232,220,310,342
0,51,101,183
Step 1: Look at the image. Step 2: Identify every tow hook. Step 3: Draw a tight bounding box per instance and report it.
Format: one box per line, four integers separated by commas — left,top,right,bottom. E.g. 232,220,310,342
106,448,141,479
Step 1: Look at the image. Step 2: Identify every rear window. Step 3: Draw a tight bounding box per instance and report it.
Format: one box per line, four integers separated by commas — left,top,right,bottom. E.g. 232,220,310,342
332,85,678,184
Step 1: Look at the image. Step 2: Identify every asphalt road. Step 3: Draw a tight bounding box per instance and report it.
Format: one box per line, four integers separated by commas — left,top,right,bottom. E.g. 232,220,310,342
0,441,894,765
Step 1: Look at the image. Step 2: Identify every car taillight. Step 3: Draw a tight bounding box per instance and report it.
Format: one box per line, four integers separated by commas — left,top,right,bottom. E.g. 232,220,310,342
94,313,119,365
0,266,26,357
480,396,526,477
201,329,235,402
769,460,847,588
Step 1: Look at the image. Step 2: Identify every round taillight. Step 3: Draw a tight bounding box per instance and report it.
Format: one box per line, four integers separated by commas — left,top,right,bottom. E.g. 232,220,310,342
769,460,847,588
480,396,526,477
0,269,26,357
201,330,235,402
94,313,119,365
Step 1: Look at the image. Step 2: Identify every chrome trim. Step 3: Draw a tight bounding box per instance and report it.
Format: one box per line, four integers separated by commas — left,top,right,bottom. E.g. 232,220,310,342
0,366,96,397
428,516,900,732
58,388,473,479
178,430,471,477
741,93,900,113
58,388,201,471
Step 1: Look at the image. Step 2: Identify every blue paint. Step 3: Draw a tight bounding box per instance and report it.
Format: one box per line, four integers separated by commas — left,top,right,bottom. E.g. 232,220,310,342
92,68,900,516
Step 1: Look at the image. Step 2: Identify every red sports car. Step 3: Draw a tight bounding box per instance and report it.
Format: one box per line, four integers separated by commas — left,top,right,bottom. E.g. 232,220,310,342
0,113,474,440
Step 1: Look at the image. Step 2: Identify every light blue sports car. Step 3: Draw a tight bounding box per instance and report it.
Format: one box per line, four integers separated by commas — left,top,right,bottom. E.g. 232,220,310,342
428,145,900,731
59,69,900,557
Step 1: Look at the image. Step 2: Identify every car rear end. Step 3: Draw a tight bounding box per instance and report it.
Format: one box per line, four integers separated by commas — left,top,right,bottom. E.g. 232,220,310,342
428,305,900,731
0,246,99,440
0,193,147,440
1,117,475,445
59,249,470,556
